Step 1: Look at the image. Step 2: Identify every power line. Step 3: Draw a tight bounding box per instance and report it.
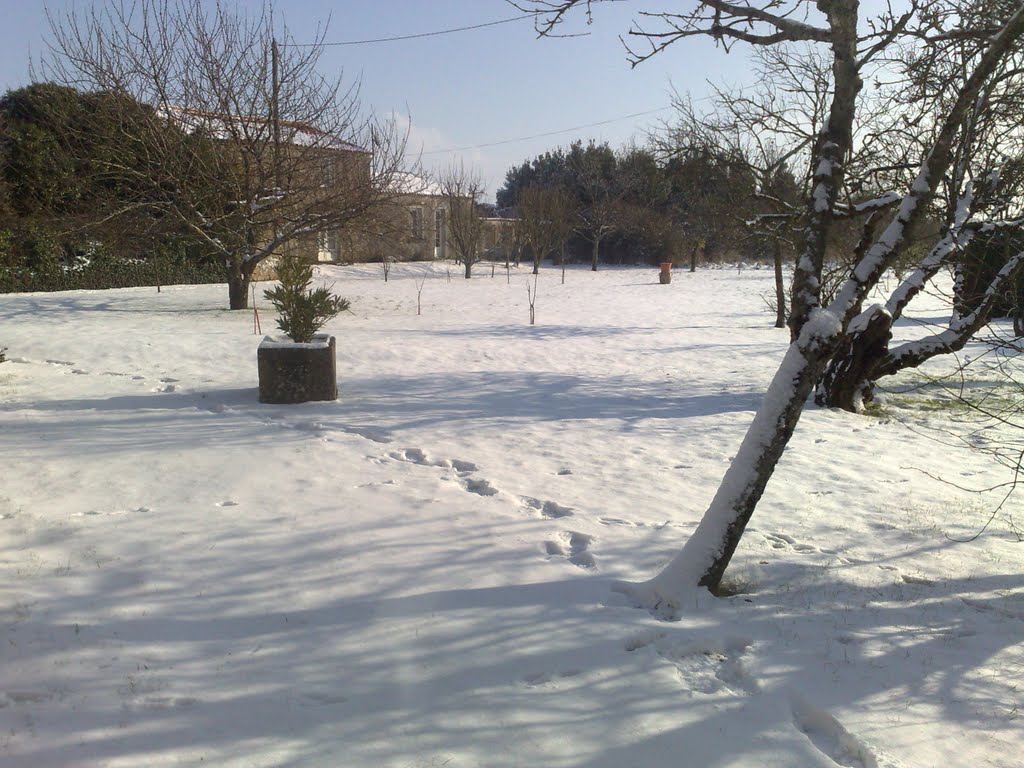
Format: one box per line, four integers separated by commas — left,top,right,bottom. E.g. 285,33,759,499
420,107,675,155
291,15,542,47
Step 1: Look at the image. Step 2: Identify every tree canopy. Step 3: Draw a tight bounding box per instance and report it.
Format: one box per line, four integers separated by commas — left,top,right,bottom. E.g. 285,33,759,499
42,0,410,309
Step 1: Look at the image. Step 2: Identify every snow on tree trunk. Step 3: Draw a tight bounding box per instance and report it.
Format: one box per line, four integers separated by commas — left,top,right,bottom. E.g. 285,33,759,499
618,1,865,603
815,304,892,411
876,251,1024,377
616,310,844,611
820,230,1024,410
527,0,1024,607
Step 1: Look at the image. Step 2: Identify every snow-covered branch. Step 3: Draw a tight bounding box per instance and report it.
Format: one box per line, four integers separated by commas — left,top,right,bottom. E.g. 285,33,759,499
878,250,1024,377
832,191,902,217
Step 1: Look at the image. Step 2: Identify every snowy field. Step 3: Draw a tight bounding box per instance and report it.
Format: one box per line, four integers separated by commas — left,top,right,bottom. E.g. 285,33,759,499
1,262,1022,767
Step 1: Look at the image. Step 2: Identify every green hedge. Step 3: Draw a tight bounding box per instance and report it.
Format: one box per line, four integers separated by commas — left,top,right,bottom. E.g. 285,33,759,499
0,224,224,294
0,255,224,293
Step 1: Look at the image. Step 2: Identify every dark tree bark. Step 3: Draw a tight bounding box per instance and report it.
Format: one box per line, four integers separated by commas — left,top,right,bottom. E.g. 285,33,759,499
815,305,892,410
689,241,703,273
772,239,786,328
228,267,253,311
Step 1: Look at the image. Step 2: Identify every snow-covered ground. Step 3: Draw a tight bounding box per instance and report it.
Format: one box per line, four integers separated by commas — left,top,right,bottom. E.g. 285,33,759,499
1,262,1021,767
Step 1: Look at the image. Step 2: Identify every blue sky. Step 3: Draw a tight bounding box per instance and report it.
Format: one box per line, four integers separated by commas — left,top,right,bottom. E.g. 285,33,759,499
0,1,763,200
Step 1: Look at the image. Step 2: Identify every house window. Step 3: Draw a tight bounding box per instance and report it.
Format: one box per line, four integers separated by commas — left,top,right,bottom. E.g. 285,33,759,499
321,156,336,186
318,229,341,262
410,207,424,240
434,209,444,248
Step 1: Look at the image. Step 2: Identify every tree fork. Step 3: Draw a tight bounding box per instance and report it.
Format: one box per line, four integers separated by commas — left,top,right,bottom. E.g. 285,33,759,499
815,305,892,411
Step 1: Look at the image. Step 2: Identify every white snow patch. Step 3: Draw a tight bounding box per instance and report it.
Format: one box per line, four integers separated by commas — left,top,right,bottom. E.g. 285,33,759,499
0,263,1021,767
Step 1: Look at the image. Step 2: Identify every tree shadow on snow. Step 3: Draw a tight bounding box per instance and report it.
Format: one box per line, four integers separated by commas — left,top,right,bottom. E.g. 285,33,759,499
3,504,1022,767
332,370,765,434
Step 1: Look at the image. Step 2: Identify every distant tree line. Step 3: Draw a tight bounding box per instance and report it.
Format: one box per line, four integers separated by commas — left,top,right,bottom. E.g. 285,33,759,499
496,138,802,271
497,121,1023,339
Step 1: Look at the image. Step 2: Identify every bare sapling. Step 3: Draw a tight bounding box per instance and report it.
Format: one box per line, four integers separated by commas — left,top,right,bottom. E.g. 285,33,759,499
415,277,425,316
527,274,538,325
252,284,262,334
436,162,486,278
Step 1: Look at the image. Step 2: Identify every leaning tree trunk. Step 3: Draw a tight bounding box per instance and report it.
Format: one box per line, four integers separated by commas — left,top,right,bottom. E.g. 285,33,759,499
613,0,1024,609
617,323,844,609
615,0,866,607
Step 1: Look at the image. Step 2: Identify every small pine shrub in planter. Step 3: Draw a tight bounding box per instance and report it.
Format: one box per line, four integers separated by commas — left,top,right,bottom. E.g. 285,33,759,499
263,257,350,342
258,257,350,404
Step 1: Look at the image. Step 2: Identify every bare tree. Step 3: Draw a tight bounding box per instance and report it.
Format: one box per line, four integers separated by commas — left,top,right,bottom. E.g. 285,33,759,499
414,275,426,315
436,163,486,279
653,50,871,327
657,18,1024,404
526,273,539,324
548,187,577,282
816,7,1024,410
517,184,575,275
44,0,409,309
651,98,757,270
569,141,626,271
517,0,1024,606
496,215,520,281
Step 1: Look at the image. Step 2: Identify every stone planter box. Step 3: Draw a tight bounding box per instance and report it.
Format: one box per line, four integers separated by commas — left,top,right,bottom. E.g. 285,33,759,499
258,334,337,404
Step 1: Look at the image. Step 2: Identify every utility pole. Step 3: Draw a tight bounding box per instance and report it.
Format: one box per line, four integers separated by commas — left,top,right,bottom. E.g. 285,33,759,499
270,36,284,264
271,37,282,191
